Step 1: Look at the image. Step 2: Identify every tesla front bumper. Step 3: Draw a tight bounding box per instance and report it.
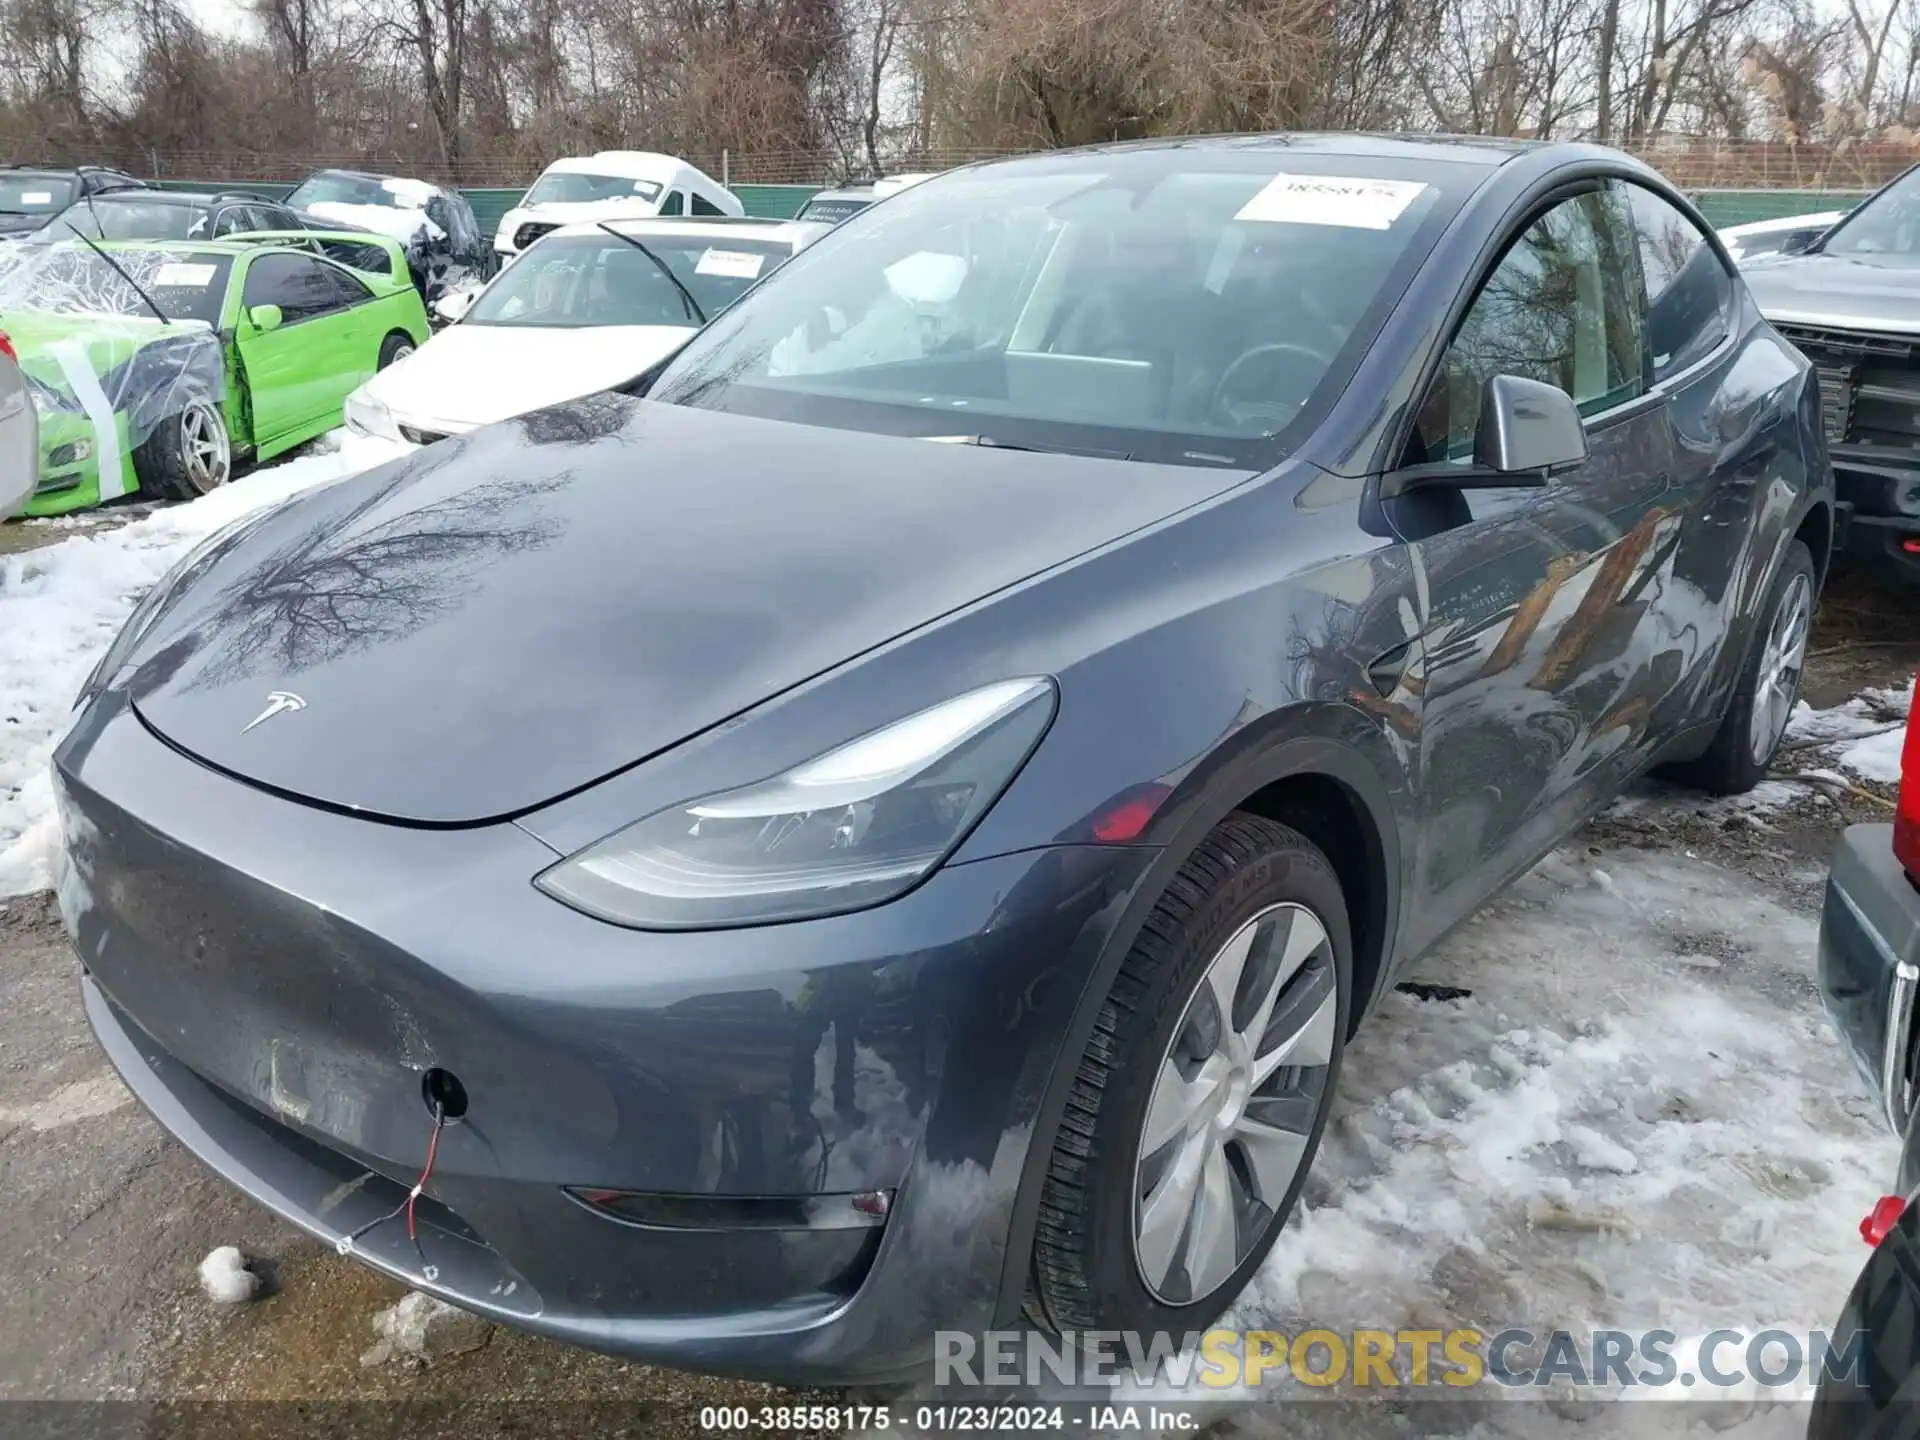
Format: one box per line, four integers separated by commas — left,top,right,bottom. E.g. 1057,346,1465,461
56,692,1154,1381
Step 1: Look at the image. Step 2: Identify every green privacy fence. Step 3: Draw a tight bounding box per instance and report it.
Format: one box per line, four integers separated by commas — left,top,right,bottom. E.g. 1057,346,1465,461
148,179,823,235
150,177,1868,234
1690,188,1869,227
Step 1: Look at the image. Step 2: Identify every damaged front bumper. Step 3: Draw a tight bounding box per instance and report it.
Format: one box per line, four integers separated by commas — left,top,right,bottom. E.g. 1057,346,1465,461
55,689,1149,1381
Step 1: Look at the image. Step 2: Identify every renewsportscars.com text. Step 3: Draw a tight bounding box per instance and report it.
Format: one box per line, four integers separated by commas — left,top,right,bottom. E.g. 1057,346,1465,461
934,1327,1870,1391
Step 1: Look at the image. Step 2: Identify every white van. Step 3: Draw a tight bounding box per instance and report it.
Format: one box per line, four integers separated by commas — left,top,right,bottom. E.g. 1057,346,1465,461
493,152,743,260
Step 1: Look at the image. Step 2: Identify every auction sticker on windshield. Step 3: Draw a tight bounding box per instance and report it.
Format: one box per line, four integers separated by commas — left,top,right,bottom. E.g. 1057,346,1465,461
153,263,217,288
1236,174,1430,230
696,249,766,279
21,191,52,205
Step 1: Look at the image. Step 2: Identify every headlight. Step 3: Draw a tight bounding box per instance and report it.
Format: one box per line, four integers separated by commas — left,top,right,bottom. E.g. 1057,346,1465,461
536,677,1057,929
344,388,397,439
73,508,272,709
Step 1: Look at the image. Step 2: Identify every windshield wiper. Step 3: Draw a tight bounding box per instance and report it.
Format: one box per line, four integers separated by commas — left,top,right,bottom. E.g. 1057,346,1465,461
927,433,1135,461
595,222,707,325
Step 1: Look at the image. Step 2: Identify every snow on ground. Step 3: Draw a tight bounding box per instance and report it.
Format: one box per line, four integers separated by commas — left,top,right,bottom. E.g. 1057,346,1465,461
0,432,410,897
876,843,1893,1439
1787,679,1914,786
1210,843,1893,1434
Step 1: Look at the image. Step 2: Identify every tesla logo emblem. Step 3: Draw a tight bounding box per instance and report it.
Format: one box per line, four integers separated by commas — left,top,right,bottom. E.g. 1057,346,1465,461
242,691,306,733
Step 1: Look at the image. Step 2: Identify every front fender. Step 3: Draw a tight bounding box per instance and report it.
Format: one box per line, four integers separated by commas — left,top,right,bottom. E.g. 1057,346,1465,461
986,714,1407,1328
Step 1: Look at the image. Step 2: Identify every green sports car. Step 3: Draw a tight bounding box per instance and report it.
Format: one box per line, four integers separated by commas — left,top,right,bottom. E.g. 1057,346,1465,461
1,232,430,515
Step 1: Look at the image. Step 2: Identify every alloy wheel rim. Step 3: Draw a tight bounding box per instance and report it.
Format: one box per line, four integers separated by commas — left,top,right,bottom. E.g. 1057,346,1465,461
181,404,230,493
1133,901,1337,1305
389,343,414,364
1748,571,1811,765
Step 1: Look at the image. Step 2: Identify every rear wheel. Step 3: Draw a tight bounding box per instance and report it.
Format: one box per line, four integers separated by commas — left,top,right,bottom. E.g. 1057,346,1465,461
1032,814,1350,1334
135,400,230,502
378,332,416,369
1667,538,1817,796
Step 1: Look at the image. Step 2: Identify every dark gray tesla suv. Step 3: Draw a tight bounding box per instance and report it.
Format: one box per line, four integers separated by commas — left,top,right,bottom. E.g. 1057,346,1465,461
54,134,1834,1383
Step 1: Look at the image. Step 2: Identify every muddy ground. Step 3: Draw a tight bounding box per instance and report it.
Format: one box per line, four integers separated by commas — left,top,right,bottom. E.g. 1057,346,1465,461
0,561,1911,1438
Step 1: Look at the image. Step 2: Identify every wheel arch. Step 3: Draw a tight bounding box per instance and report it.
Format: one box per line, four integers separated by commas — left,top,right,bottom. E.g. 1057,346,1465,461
994,708,1406,1327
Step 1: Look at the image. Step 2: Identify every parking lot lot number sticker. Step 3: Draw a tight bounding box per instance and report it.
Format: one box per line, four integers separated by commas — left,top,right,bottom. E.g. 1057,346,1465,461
696,249,765,279
153,263,217,288
1237,175,1430,230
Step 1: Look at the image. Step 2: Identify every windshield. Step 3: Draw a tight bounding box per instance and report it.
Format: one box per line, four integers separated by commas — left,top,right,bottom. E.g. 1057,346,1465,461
652,152,1461,466
0,245,232,326
33,199,210,244
1822,169,1920,260
287,173,427,211
0,174,76,218
524,172,664,206
467,233,791,328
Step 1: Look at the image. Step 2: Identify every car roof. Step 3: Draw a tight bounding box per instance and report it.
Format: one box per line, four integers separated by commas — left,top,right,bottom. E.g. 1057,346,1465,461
543,151,701,183
88,239,252,257
1018,131,1541,168
87,189,272,205
550,216,823,246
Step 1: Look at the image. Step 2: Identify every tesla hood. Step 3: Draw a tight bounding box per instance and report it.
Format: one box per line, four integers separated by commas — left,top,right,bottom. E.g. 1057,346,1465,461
127,397,1246,824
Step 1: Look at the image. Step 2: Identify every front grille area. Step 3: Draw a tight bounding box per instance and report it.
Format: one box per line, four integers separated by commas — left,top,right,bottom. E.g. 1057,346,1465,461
1777,323,1920,450
513,221,558,250
400,425,449,445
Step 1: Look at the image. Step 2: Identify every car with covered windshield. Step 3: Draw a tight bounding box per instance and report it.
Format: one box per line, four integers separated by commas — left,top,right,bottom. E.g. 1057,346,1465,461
3,232,427,513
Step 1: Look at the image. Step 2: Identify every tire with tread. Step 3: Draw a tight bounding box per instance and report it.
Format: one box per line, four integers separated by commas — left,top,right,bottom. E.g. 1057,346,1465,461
1031,812,1351,1335
134,400,229,502
378,332,416,369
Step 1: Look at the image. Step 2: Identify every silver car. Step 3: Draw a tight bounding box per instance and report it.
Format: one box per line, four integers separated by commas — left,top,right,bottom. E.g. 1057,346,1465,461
0,334,35,518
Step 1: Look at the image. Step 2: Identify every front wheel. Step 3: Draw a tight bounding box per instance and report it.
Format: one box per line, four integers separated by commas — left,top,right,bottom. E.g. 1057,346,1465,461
135,400,231,502
1031,814,1351,1334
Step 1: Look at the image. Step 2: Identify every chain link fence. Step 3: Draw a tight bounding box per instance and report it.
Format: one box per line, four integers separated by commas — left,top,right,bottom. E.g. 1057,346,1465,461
24,134,1920,192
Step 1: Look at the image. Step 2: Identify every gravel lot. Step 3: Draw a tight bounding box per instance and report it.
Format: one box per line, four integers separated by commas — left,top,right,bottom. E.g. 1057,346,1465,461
0,468,1912,1439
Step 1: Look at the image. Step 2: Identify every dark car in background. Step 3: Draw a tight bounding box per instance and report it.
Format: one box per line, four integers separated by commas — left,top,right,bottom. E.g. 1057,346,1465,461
284,168,494,302
59,135,1834,1383
1810,684,1919,1436
1742,166,1920,585
20,189,306,247
0,165,142,238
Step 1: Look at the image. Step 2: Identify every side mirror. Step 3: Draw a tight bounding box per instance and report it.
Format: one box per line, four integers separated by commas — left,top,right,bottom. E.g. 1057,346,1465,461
1386,373,1587,498
433,289,473,323
1780,232,1813,256
1472,373,1588,477
248,303,283,333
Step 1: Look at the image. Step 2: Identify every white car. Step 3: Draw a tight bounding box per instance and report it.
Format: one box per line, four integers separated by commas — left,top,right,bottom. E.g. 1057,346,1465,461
0,330,36,518
347,217,830,443
795,172,940,224
1719,208,1848,264
493,152,742,262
